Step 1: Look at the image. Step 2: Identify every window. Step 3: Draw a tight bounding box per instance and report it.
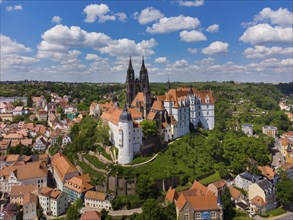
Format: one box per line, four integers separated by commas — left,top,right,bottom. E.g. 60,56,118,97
211,211,216,218
207,111,209,115
207,105,209,109
184,213,189,220
195,213,201,219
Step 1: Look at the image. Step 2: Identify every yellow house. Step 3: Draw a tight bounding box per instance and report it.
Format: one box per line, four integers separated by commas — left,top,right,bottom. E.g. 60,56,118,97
248,178,277,214
0,113,13,122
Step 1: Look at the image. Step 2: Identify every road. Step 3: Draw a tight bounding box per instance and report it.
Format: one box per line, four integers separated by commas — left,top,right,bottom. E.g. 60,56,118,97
254,212,293,220
271,138,285,168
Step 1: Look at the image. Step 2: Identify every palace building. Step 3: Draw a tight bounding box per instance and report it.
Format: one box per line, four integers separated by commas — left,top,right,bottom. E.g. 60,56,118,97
98,57,215,164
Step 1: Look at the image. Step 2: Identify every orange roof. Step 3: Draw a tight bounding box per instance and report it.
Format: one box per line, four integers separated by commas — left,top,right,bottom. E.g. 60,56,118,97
80,211,101,220
51,154,78,182
186,194,219,211
23,192,38,205
147,111,157,120
281,163,293,170
131,92,145,107
10,140,20,147
251,196,265,207
165,187,177,203
128,108,142,119
209,180,226,189
40,187,54,196
190,181,209,192
228,186,241,200
151,101,166,111
85,191,106,201
20,139,33,146
257,166,275,180
109,109,123,125
64,176,94,193
176,193,187,211
165,87,214,105
283,131,293,138
5,154,20,162
10,184,37,197
1,161,48,181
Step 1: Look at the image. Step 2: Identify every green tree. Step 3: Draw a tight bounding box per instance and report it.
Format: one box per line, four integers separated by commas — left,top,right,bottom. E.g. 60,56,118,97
276,177,293,206
141,198,161,220
66,203,79,220
136,175,159,200
222,188,234,218
141,120,157,138
96,119,110,145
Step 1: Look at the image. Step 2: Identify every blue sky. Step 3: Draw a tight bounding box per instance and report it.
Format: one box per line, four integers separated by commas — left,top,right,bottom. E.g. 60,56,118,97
1,0,292,83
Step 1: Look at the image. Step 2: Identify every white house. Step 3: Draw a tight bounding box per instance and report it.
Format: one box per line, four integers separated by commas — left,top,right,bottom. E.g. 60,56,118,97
0,161,48,193
62,135,71,146
12,106,24,116
84,191,112,211
101,107,142,165
242,124,253,137
235,172,259,191
39,187,68,217
33,136,48,151
249,177,277,214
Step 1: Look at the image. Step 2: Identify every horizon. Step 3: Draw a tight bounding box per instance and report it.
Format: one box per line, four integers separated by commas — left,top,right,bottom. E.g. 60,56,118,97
1,0,292,83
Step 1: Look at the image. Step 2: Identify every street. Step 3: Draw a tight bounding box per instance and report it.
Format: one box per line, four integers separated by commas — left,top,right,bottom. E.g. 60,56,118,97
271,138,285,168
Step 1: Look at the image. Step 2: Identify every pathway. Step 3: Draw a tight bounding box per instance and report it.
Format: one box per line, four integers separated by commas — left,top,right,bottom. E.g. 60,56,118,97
81,207,142,216
122,153,158,168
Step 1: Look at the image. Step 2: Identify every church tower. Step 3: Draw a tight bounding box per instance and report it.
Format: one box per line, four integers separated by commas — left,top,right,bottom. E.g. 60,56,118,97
126,57,135,107
139,57,152,114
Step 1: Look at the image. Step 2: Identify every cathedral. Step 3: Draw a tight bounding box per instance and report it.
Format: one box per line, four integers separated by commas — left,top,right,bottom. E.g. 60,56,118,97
125,57,152,117
94,57,215,165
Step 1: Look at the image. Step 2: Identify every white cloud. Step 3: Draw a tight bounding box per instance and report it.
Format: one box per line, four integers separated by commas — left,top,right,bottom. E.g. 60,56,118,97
146,15,200,34
115,12,127,22
52,16,62,24
202,41,229,55
244,46,293,58
180,30,207,42
255,7,293,27
0,34,39,72
240,23,293,45
187,48,197,54
100,38,157,57
154,57,168,63
134,7,164,24
83,4,116,23
178,0,204,7
85,54,102,61
6,5,22,11
37,24,157,61
240,7,293,45
206,24,219,33
249,58,293,72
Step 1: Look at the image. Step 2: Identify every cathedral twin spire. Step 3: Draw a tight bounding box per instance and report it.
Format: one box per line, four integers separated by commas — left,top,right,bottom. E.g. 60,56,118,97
125,56,151,110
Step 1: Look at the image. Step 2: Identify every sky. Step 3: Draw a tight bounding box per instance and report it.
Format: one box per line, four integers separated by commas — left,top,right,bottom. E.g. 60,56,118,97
1,0,292,83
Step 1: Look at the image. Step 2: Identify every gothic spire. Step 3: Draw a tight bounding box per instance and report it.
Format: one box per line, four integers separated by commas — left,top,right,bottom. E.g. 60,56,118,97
128,56,133,70
126,56,134,82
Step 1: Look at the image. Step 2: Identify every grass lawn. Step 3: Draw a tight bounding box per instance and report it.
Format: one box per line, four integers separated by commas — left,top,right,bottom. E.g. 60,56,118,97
83,154,107,170
199,171,221,185
130,155,153,164
76,160,105,180
226,209,253,220
112,135,217,181
268,207,287,217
